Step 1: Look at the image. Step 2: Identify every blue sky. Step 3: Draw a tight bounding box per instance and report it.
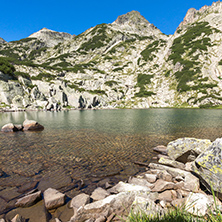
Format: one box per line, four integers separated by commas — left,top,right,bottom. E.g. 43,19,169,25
0,0,217,42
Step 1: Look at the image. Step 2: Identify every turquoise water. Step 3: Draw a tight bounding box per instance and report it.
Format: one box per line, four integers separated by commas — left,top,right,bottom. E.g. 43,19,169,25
0,108,222,195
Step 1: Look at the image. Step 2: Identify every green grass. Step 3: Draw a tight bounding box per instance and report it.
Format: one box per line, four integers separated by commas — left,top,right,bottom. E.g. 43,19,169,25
31,72,55,81
135,74,155,98
128,186,222,222
105,80,118,87
0,57,16,75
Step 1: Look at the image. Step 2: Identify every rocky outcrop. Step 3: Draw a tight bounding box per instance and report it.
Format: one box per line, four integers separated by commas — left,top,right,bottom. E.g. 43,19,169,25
193,138,222,200
0,37,6,44
167,138,212,163
28,28,73,47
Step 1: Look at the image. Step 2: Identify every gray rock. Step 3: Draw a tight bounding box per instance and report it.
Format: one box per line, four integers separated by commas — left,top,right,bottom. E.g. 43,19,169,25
128,177,154,188
72,191,138,222
185,193,216,216
167,138,211,163
70,193,90,209
149,163,200,192
151,179,181,192
144,174,157,183
192,138,222,200
158,157,185,170
90,187,110,201
153,145,167,155
23,119,44,131
157,170,173,182
108,181,150,194
15,191,41,208
1,123,16,132
43,188,65,210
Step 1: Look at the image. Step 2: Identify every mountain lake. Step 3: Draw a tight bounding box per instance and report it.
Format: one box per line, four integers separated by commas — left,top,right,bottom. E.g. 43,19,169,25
1,108,222,196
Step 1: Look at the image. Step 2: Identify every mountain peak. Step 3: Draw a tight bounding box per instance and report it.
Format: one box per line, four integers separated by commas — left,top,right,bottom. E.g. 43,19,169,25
0,37,6,44
113,11,150,26
28,28,73,47
112,11,163,37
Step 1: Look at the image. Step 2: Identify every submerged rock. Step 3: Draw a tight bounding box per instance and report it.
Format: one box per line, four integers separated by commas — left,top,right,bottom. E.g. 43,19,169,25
192,138,222,200
15,191,41,208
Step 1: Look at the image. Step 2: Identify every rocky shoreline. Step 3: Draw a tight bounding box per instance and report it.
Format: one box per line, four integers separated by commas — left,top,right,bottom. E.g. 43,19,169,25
0,136,221,221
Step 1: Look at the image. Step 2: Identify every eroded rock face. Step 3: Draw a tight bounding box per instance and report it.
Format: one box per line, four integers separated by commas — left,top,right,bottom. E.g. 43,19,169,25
23,119,44,131
167,138,212,163
193,138,222,200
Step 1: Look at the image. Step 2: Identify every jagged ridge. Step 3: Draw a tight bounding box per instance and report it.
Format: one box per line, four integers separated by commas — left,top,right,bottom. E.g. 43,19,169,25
1,2,222,111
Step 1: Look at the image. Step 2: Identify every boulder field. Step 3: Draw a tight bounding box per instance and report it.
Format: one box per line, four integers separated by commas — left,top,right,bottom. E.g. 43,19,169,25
0,137,221,221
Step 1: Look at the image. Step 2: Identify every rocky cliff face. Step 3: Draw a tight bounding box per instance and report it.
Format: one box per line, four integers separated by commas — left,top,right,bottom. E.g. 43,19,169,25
1,2,222,111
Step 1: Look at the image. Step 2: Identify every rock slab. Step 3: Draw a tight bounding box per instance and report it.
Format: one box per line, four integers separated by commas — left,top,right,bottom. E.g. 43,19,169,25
15,191,41,208
193,138,222,200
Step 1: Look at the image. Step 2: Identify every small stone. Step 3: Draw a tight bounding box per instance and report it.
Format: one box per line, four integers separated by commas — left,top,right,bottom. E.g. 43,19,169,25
157,170,173,182
15,191,41,208
91,187,109,201
158,190,174,202
158,157,185,170
151,179,176,192
160,200,166,208
128,177,154,188
11,214,25,222
144,174,157,183
153,145,167,155
70,193,90,209
108,181,150,193
44,188,65,210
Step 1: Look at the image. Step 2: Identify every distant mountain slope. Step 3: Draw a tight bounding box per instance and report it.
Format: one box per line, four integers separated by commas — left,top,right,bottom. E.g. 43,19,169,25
1,3,222,111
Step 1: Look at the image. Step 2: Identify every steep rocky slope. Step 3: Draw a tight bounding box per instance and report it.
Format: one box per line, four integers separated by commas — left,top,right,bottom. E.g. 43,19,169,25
1,2,222,111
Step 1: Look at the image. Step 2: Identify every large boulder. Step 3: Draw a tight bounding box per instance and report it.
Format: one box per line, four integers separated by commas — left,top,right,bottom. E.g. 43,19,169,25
192,138,222,200
167,138,211,163
1,123,16,132
23,119,44,131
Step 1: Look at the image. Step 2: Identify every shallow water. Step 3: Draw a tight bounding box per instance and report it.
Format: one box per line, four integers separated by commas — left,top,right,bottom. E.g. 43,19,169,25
0,108,222,197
